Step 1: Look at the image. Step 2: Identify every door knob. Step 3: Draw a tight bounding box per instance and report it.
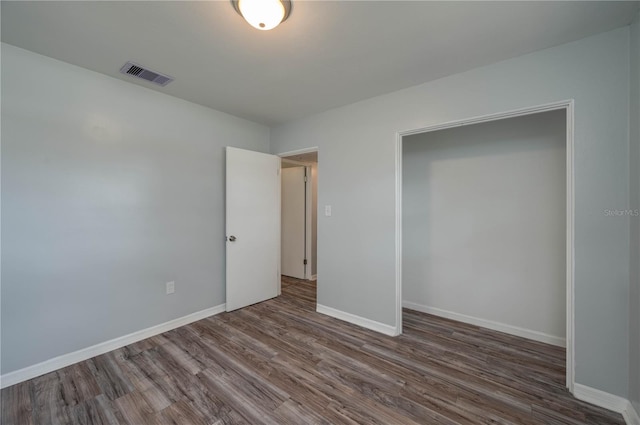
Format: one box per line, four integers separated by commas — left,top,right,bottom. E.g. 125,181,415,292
228,235,237,242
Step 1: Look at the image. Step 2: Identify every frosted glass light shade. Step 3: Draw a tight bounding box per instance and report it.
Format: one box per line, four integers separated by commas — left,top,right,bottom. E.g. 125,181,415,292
238,0,286,30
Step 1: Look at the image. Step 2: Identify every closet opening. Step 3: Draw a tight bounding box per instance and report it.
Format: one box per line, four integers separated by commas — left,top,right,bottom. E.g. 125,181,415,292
396,101,574,391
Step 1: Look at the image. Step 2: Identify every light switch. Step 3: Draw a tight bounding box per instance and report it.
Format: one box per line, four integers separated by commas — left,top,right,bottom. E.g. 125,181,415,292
166,281,175,294
325,205,332,217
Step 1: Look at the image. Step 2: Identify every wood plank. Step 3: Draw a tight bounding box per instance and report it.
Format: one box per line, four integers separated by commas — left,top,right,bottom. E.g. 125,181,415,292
0,277,625,425
1,381,34,425
68,394,121,425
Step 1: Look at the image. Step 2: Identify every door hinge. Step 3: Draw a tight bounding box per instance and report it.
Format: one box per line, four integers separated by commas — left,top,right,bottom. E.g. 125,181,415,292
303,259,307,265
304,175,308,182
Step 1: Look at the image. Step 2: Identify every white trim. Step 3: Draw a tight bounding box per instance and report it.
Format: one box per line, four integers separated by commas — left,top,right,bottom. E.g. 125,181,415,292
398,100,573,137
623,402,640,425
403,301,565,347
395,99,576,391
574,384,640,425
277,157,282,296
565,101,576,392
310,274,317,281
574,383,630,413
0,304,226,389
395,131,403,337
316,304,397,336
304,165,313,280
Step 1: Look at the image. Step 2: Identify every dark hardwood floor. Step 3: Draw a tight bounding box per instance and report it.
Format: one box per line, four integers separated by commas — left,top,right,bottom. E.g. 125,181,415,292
2,277,624,424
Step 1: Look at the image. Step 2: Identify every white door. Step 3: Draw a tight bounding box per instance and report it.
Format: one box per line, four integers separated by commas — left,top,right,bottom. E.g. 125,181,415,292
281,166,306,279
226,147,280,312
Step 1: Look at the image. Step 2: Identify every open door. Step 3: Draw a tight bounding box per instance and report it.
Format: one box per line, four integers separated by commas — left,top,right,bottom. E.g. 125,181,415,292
281,166,306,279
226,147,280,311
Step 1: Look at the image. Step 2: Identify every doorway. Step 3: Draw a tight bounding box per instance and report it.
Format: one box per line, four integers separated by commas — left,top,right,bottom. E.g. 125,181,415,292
396,101,575,391
279,149,318,283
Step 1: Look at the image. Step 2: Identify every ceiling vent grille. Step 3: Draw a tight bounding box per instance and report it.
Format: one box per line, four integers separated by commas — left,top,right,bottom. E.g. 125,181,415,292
119,61,174,86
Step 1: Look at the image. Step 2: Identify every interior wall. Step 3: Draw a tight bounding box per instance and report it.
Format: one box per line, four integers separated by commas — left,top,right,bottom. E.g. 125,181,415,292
0,43,270,375
629,9,640,414
270,27,631,397
403,111,566,344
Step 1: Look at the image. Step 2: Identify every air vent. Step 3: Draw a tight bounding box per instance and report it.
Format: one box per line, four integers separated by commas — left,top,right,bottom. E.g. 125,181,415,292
119,61,174,87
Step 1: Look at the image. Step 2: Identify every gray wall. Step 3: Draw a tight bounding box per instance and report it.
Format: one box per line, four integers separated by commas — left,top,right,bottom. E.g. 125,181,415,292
1,44,270,374
271,27,632,397
403,111,566,343
629,9,640,414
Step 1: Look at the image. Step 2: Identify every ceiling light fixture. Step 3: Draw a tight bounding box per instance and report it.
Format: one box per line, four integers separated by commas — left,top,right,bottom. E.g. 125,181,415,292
231,0,292,31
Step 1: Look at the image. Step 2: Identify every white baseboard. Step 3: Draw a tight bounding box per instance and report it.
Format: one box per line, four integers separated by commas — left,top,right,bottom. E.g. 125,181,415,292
623,401,640,425
310,274,317,281
316,304,398,336
574,383,640,425
0,304,226,389
402,301,566,347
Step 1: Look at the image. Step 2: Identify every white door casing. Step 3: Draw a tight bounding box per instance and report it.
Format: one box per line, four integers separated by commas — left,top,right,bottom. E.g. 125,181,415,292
281,166,306,279
226,147,280,311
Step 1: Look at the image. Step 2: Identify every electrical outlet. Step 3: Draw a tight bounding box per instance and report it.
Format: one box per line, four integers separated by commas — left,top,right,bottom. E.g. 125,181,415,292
166,281,175,294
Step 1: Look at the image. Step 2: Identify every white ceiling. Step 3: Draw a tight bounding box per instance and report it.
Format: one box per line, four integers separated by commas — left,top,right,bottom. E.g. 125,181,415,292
2,1,638,126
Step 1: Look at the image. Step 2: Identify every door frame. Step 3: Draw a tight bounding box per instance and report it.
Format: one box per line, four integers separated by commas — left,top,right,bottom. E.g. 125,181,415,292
278,147,319,281
395,100,575,392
